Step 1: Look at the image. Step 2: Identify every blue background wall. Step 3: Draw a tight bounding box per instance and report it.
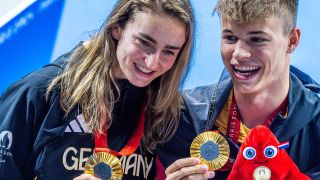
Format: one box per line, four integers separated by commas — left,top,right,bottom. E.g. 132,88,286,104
1,0,319,94
0,0,65,93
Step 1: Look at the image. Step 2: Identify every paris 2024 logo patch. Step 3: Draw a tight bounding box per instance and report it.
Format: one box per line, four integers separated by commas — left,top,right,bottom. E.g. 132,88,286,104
0,130,13,163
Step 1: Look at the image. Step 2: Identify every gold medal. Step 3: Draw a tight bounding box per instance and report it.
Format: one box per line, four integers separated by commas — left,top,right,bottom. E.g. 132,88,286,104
84,152,123,180
190,131,230,170
253,166,271,180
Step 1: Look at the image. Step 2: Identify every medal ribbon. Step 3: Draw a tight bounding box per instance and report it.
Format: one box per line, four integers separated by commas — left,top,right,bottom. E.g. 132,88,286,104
221,92,288,171
226,94,241,143
227,92,288,143
94,105,145,156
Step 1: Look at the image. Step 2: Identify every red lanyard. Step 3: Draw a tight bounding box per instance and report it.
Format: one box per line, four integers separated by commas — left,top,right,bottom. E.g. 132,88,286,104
94,105,145,156
226,92,288,144
226,94,241,143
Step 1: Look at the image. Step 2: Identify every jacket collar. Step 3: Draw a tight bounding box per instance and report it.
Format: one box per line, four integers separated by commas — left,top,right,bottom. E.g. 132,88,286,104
205,68,232,131
182,69,233,134
272,73,320,141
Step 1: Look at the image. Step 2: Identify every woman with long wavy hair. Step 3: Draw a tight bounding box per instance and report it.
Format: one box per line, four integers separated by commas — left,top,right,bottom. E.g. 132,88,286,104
0,0,194,179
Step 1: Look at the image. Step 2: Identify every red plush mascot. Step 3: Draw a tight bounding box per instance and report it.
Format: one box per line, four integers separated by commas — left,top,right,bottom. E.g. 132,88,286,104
227,125,309,180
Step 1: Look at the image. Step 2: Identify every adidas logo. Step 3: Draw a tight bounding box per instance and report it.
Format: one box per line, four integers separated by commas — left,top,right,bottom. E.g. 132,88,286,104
64,114,92,133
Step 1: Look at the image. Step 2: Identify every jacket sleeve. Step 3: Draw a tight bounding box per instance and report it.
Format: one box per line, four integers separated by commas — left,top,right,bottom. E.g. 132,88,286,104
0,68,55,179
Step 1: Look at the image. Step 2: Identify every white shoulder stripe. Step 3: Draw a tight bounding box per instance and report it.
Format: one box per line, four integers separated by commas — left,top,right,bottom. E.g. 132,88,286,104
65,126,72,132
69,120,82,132
64,113,92,133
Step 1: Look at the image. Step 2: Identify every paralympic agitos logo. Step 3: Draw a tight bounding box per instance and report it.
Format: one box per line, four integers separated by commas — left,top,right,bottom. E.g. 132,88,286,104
0,131,13,149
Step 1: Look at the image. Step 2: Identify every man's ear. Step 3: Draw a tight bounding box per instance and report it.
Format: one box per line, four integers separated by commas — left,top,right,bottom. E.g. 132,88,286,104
287,28,301,53
111,24,122,40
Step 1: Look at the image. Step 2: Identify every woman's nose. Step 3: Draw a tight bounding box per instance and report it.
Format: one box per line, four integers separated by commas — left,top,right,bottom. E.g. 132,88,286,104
145,53,160,70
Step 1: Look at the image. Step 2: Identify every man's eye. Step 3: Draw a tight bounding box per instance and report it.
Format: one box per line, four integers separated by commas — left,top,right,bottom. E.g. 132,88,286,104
250,37,267,43
223,35,238,43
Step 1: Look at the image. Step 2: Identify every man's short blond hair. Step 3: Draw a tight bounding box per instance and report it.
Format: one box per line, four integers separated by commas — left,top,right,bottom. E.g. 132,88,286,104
215,0,298,34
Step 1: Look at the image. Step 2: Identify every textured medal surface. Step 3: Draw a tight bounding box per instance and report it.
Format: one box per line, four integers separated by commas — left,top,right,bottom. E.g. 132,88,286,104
84,152,123,180
190,131,230,170
253,166,271,180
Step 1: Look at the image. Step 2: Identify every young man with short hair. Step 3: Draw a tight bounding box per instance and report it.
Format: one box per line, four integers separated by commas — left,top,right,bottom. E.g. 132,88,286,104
159,0,320,179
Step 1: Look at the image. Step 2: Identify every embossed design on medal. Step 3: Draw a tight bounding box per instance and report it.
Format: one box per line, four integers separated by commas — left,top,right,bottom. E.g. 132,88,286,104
190,131,230,170
253,166,271,180
84,152,123,180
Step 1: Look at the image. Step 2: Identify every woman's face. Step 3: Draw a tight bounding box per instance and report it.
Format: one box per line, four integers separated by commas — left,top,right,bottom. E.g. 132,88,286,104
112,12,186,87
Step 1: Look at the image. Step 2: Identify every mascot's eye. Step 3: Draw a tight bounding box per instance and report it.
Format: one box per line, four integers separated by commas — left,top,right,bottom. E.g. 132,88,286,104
243,147,256,160
264,146,278,158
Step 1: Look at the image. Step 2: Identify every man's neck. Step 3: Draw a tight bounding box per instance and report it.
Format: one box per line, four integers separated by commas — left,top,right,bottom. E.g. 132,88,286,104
234,87,288,129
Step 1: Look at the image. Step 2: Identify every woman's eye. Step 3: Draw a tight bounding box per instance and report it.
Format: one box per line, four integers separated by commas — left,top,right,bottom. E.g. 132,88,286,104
243,147,256,160
163,49,175,56
137,38,155,54
138,38,152,48
264,146,278,158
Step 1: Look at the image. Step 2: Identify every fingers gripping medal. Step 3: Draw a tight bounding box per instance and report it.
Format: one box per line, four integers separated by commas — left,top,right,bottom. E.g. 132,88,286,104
190,131,230,170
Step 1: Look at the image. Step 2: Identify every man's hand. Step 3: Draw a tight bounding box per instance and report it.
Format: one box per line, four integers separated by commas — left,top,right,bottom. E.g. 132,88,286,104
165,157,215,180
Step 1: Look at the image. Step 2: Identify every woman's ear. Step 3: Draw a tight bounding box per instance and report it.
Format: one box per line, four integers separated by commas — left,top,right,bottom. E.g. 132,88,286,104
111,24,122,40
287,28,301,53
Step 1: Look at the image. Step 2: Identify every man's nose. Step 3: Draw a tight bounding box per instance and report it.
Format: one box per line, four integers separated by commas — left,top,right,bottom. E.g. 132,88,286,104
232,40,251,60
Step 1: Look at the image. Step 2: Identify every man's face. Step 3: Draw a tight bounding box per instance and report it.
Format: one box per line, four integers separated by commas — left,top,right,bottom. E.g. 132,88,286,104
220,16,294,95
